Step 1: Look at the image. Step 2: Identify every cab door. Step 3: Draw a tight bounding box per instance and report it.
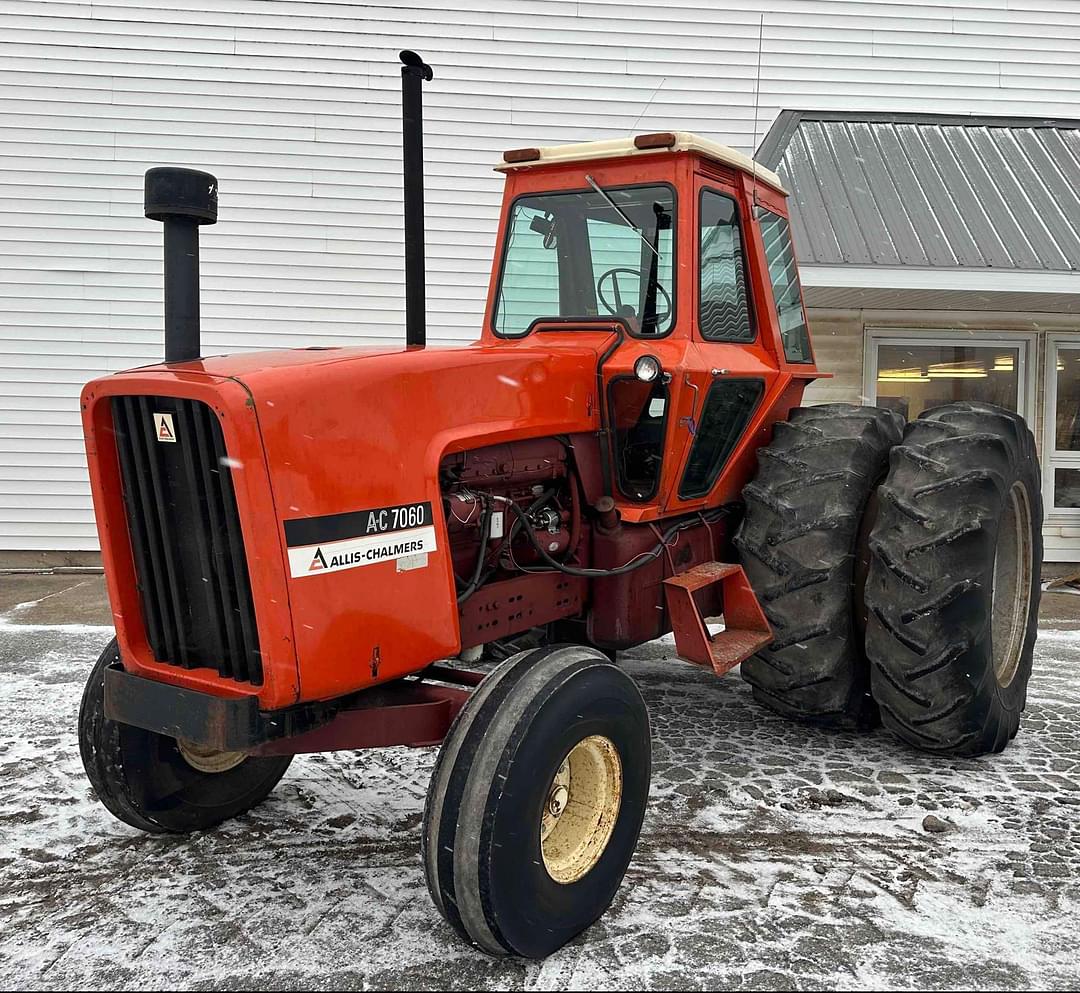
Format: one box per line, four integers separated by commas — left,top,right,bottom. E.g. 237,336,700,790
660,174,778,514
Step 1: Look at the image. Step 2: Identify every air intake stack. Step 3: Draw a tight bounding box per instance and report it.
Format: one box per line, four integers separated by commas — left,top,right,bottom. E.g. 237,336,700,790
143,166,218,363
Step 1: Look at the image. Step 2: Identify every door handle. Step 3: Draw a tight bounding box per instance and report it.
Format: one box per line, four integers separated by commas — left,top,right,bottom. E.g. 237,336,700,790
680,373,700,436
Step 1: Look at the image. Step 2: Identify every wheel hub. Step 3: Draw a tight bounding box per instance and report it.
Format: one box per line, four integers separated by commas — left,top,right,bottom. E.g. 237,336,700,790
540,734,623,885
548,783,570,817
176,739,247,774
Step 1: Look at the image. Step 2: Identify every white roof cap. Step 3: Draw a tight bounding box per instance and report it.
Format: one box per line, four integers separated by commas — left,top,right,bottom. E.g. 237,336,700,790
496,131,786,194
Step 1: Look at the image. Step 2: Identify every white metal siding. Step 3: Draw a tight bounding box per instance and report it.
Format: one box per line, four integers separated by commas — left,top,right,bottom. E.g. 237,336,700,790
3,0,1080,549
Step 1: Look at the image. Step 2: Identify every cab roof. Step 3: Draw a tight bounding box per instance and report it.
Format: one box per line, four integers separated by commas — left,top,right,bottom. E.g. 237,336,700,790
495,130,786,194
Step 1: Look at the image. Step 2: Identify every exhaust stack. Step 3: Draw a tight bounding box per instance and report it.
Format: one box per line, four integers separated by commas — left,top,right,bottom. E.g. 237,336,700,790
399,50,433,350
144,166,218,363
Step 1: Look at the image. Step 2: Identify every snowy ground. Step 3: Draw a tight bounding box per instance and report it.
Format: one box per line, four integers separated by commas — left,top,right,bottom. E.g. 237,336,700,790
1,615,1079,990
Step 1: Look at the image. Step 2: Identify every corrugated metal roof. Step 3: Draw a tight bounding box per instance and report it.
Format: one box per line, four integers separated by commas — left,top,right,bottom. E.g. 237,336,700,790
757,112,1080,272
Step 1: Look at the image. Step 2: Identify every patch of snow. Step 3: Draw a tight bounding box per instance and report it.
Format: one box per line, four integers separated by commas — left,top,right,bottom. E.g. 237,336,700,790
0,626,1077,988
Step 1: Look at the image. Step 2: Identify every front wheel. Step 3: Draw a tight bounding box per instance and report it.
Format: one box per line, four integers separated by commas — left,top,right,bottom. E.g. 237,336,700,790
865,402,1042,755
78,639,293,833
422,645,650,958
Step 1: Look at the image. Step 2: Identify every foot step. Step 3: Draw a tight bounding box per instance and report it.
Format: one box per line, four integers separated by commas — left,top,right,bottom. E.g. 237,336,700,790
663,562,771,675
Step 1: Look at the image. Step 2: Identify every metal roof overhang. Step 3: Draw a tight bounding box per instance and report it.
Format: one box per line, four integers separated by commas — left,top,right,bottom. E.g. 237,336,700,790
802,265,1080,314
760,111,1080,316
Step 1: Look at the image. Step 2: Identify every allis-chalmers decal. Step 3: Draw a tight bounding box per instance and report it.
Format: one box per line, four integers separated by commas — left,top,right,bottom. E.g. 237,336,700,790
283,501,435,578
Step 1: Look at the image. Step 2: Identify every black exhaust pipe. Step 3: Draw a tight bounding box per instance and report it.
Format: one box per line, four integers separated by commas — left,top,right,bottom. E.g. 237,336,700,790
143,166,218,363
399,50,433,350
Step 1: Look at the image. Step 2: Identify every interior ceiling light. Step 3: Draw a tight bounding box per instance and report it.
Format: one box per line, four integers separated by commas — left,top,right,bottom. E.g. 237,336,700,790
927,359,988,379
878,367,928,379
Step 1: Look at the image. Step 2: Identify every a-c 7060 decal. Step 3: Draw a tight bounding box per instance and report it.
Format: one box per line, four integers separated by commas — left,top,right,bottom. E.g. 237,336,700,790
283,501,436,578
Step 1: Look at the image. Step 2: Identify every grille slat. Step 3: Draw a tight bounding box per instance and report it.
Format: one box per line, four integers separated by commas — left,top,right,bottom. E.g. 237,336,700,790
208,409,261,682
134,396,192,668
112,399,173,656
189,406,245,680
111,395,263,685
175,401,232,675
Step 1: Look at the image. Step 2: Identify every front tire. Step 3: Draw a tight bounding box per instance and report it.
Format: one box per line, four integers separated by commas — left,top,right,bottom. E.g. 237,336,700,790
422,644,650,958
78,639,293,833
865,402,1042,755
734,403,904,726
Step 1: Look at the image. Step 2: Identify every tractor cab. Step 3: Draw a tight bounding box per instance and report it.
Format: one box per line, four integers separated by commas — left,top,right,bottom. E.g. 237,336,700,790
482,131,822,522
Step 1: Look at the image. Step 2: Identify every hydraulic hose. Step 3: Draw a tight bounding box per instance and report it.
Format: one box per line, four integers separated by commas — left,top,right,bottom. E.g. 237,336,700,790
500,499,732,578
456,488,557,604
456,495,494,604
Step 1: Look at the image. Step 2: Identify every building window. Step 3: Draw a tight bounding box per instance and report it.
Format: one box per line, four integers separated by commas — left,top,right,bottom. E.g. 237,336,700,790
1046,338,1080,515
873,341,1022,422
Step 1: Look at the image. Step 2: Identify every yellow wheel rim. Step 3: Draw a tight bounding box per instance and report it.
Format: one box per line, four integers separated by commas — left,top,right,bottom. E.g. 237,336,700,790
991,480,1034,688
540,734,623,884
176,739,246,774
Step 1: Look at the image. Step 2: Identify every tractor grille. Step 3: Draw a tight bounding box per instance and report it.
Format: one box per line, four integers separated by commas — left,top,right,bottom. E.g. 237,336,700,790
110,395,263,684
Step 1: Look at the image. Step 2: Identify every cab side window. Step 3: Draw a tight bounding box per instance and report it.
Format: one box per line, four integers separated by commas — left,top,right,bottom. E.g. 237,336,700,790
698,189,754,342
757,209,813,363
678,379,764,499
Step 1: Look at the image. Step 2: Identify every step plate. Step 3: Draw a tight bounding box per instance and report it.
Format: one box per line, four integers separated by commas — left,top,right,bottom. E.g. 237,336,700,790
663,562,772,675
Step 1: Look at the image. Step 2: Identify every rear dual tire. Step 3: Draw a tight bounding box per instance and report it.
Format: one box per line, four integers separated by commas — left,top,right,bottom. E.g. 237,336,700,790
865,402,1042,755
422,645,650,958
734,403,904,726
737,401,1041,758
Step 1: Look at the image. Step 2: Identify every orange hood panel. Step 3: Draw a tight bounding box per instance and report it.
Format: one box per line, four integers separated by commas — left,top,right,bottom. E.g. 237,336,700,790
85,339,606,706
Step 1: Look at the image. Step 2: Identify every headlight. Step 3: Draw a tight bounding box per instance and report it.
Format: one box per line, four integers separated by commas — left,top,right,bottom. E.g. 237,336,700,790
634,354,662,383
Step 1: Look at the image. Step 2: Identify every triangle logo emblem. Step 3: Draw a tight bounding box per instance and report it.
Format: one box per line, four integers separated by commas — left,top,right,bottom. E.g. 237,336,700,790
309,548,328,572
154,412,176,443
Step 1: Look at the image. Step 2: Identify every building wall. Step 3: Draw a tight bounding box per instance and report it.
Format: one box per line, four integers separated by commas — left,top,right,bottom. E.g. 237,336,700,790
802,312,866,406
806,308,1080,561
5,0,1080,551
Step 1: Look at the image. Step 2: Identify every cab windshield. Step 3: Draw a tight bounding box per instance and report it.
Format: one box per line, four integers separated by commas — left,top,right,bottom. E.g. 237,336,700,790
493,183,675,337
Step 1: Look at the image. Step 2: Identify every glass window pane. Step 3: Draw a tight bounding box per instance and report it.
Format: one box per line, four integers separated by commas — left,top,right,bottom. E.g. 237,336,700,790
494,205,561,336
1055,469,1080,508
494,185,675,337
679,379,765,499
586,217,674,334
1055,349,1080,451
698,190,753,342
758,210,812,363
874,343,1020,422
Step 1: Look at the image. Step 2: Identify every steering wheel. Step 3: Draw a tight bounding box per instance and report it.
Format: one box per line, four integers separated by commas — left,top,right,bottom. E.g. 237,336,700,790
596,267,672,328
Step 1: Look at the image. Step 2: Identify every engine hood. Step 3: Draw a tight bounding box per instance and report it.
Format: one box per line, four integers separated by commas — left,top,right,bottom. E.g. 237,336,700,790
91,337,608,704
241,339,605,701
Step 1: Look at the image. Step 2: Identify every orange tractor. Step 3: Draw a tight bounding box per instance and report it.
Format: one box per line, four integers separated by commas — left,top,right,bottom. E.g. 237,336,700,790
78,53,1042,957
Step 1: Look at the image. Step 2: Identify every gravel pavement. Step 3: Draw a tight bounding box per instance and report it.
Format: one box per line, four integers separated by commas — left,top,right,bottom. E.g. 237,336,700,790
1,576,1078,989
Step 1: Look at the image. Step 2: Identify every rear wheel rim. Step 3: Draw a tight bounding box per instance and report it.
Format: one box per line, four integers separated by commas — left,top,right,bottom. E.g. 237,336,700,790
991,481,1034,688
176,739,247,774
540,734,622,884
